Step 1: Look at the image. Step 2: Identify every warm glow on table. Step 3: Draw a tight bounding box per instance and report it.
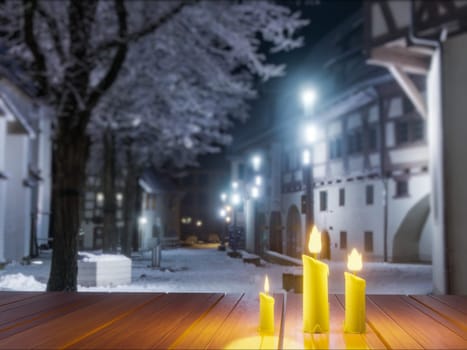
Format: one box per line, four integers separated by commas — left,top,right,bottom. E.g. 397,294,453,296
344,248,366,333
259,275,275,334
302,226,329,333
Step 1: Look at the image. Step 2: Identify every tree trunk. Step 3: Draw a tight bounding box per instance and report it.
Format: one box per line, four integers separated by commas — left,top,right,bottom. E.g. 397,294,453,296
122,146,138,257
47,130,89,291
102,128,117,253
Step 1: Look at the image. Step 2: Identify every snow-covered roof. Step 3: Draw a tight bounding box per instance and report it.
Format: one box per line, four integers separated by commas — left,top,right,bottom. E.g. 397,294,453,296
139,168,179,194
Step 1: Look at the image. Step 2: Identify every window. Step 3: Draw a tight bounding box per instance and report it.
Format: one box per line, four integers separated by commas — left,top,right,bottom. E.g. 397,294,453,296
364,231,374,252
320,191,327,211
412,120,424,141
283,153,290,171
395,179,409,197
329,137,342,160
339,188,345,206
396,119,425,145
368,125,379,151
366,185,374,205
340,231,347,250
396,121,409,144
347,129,363,155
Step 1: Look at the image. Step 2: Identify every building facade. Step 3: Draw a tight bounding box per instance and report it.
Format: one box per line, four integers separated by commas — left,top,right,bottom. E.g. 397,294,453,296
228,8,432,265
0,75,52,263
364,0,467,294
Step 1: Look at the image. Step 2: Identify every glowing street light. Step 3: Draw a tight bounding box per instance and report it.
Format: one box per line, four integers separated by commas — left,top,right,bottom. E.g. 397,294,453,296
302,149,311,166
232,181,239,190
251,186,260,199
301,87,317,110
138,216,147,225
231,192,241,206
255,175,262,186
303,123,317,145
220,192,227,202
251,154,262,171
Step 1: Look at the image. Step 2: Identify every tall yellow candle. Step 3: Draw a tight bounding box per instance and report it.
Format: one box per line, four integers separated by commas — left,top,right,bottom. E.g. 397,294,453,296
302,226,329,333
344,248,366,333
259,275,274,334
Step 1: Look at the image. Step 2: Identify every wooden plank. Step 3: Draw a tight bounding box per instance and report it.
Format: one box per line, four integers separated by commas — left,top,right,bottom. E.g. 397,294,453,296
169,294,243,349
0,293,103,339
70,293,223,349
431,295,467,315
0,292,90,328
369,295,467,349
335,294,387,350
283,293,385,350
408,296,467,338
365,296,423,349
0,293,160,349
206,293,284,350
0,292,44,307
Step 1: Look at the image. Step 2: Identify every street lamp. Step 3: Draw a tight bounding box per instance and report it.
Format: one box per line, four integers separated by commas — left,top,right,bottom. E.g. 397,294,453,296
251,154,262,172
301,87,317,111
300,86,318,240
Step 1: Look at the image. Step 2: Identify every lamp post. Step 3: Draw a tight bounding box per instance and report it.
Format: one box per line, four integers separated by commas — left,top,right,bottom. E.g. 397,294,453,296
300,87,318,238
218,193,229,251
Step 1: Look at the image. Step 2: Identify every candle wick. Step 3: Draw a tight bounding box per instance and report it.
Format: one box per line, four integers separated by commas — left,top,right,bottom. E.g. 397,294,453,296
352,271,357,276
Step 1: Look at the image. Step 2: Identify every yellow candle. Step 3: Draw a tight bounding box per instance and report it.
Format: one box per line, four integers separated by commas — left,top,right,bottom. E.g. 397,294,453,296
344,249,366,333
259,275,274,333
303,226,329,333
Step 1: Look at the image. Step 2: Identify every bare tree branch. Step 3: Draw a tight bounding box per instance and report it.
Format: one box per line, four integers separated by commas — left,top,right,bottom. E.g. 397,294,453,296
92,1,190,56
86,0,128,118
36,3,65,63
23,0,48,94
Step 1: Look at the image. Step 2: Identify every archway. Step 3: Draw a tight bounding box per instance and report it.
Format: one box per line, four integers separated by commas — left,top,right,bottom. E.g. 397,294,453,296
286,205,302,258
321,230,331,260
393,194,430,262
269,211,282,253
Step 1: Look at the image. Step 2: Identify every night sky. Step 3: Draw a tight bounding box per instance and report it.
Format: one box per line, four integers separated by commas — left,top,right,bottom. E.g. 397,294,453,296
225,0,362,153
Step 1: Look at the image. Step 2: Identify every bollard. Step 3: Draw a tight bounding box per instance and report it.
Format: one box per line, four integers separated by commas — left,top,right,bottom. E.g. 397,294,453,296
152,237,161,268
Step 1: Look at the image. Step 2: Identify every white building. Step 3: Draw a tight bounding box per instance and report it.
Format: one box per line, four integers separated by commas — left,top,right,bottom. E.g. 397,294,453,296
364,0,467,295
227,10,432,266
0,74,52,263
138,169,183,250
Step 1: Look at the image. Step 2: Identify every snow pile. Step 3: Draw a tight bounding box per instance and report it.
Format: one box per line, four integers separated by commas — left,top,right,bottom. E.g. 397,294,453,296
0,273,46,291
79,252,131,262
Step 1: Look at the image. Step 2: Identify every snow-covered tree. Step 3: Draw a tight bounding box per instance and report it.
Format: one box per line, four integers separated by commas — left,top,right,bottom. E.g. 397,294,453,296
0,0,307,290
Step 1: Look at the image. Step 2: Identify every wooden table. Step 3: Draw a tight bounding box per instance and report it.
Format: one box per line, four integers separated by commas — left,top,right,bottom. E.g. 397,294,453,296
0,292,465,349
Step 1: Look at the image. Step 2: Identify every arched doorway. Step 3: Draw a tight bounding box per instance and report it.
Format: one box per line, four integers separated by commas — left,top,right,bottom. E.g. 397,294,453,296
269,211,282,253
286,205,302,258
321,230,331,260
393,194,430,262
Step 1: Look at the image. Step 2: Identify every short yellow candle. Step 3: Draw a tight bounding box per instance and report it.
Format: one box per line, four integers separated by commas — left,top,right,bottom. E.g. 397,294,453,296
344,248,366,333
303,226,329,333
259,275,274,333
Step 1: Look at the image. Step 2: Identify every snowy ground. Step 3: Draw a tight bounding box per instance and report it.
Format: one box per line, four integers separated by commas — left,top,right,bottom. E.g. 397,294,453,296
0,245,433,294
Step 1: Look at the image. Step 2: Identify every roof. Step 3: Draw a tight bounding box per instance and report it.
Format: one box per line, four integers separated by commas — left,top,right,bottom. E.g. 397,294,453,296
139,168,180,194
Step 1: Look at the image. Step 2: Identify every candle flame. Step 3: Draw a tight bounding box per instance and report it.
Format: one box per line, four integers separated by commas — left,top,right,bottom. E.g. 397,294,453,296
308,226,322,254
264,275,270,294
347,248,362,272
